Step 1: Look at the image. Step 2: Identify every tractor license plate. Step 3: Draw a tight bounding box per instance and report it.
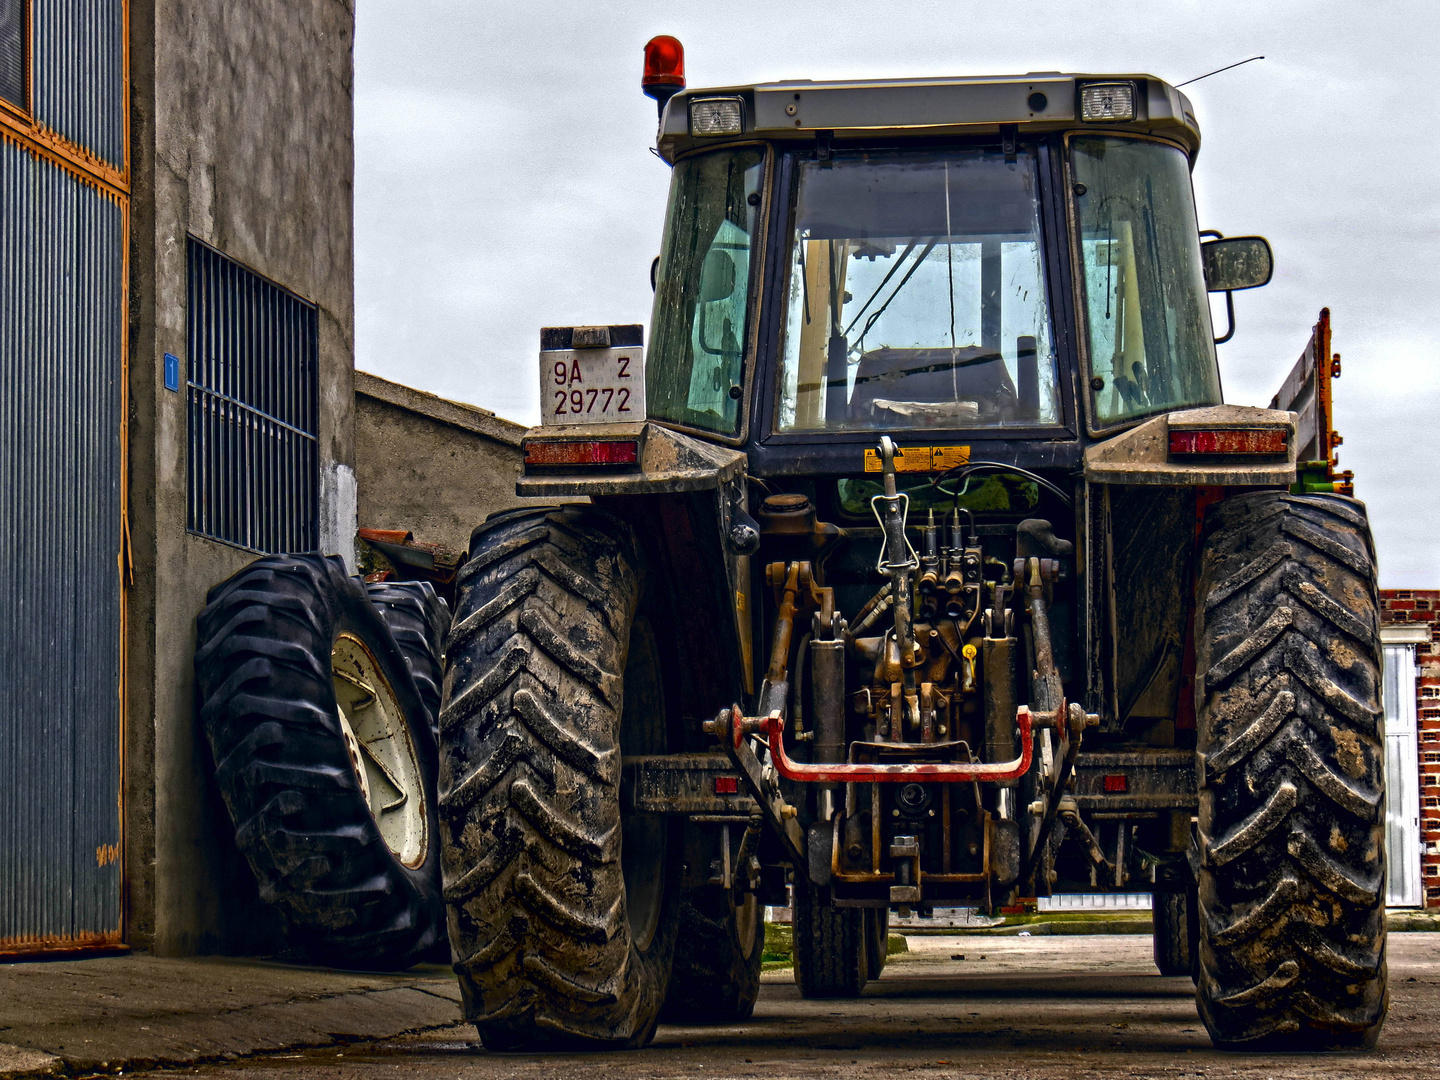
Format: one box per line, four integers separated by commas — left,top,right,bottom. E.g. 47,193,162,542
540,348,646,425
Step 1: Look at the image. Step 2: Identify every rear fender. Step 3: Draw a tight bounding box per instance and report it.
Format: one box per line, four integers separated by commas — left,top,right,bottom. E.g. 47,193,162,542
517,423,754,749
1083,405,1296,487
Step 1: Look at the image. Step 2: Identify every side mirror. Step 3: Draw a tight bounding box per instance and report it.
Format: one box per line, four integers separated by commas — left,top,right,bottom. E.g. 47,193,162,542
1201,235,1273,292
699,248,737,302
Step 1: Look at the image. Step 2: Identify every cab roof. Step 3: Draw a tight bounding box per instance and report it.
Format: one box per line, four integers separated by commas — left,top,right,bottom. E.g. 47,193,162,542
655,72,1200,163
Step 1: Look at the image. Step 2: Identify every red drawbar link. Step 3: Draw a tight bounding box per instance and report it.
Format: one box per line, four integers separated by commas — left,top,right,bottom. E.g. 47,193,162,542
727,705,1035,783
714,775,740,795
1104,774,1128,793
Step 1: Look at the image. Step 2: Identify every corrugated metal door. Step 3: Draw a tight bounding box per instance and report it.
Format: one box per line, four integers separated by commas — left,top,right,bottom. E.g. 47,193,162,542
1384,644,1422,908
0,0,127,955
0,142,125,953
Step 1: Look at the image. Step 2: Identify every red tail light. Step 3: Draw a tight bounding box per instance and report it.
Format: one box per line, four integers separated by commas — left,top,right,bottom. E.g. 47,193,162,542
1169,428,1287,456
642,35,685,99
524,439,639,468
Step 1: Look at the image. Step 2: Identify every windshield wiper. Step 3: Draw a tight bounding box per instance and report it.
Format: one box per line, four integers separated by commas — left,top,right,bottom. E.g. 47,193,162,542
842,239,920,338
853,239,939,353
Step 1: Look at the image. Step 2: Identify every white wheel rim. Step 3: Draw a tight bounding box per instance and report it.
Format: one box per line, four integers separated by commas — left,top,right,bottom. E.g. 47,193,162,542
331,633,428,867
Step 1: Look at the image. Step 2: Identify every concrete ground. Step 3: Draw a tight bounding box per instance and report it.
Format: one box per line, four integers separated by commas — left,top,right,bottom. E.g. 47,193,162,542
5,933,1434,1080
0,957,460,1078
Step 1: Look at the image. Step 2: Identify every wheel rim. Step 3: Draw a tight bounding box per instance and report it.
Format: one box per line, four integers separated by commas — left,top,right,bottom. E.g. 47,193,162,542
331,633,428,867
620,616,670,951
735,892,759,960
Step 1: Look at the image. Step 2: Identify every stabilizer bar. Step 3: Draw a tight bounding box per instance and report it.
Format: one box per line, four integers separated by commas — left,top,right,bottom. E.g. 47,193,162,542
706,704,1034,784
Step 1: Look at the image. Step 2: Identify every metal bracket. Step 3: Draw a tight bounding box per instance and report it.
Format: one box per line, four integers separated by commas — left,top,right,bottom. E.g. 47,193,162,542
704,710,807,866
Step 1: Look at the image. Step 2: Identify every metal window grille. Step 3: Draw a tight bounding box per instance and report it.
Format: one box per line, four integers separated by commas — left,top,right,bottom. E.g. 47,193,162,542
0,0,23,107
187,237,318,553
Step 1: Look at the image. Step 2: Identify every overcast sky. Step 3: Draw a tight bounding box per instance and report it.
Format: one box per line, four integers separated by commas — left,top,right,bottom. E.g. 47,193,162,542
354,1,1439,587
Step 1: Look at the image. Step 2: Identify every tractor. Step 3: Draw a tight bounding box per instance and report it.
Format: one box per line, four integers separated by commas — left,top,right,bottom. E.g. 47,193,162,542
436,39,1386,1051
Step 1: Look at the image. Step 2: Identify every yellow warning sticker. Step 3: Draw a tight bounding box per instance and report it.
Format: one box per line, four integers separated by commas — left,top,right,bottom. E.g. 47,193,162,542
863,446,971,474
932,445,971,471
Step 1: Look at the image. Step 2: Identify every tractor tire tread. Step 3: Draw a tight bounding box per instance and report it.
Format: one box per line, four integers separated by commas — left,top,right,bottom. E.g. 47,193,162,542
1154,891,1194,977
194,555,443,970
793,881,867,999
1195,492,1387,1049
441,507,667,1048
661,885,764,1023
367,580,451,739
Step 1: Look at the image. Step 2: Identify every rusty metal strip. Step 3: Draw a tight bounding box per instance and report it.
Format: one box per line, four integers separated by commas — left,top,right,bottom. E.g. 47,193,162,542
0,112,128,198
0,931,127,960
0,0,130,194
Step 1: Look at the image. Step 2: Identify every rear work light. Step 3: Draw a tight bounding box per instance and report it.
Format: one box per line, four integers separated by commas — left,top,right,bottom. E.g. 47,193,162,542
1168,428,1288,456
689,96,744,137
524,439,639,468
1079,81,1135,122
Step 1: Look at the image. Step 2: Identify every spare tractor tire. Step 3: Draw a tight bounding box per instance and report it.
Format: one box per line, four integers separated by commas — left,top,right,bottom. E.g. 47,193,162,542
195,555,444,969
1194,492,1387,1049
366,580,451,740
440,507,682,1049
662,883,764,1023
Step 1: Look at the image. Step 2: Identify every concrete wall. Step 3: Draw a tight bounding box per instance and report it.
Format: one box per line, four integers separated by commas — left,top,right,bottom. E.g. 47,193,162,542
354,371,545,553
126,0,356,955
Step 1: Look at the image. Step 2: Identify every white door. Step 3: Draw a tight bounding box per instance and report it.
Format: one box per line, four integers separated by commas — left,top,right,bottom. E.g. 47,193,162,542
1383,644,1423,908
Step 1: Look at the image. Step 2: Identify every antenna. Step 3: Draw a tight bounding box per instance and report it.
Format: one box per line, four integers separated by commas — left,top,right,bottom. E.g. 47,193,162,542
1176,55,1264,88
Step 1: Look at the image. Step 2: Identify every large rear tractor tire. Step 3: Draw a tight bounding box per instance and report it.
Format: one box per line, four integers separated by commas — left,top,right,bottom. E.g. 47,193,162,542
793,881,867,999
195,555,444,969
1195,492,1387,1049
440,508,681,1049
661,884,764,1022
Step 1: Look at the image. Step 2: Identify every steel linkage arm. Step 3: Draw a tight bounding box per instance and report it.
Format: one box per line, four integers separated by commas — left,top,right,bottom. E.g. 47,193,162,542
706,703,1035,784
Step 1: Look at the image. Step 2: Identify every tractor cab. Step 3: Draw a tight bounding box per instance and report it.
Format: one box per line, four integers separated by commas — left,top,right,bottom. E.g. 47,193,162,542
642,55,1270,473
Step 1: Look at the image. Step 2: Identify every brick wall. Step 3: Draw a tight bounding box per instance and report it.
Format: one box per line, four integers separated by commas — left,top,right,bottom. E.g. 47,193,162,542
1380,590,1440,907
